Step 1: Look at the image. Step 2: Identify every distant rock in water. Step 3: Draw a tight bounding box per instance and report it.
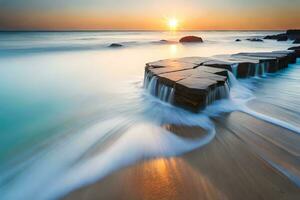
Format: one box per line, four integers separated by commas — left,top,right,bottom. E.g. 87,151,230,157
160,39,168,43
246,38,263,42
287,29,300,40
109,43,123,48
264,29,300,41
157,39,177,44
277,37,288,41
179,36,203,43
264,33,288,41
293,39,300,44
235,39,241,42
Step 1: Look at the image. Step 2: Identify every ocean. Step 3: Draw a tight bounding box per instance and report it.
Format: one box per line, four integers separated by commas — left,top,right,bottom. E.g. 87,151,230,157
0,31,299,199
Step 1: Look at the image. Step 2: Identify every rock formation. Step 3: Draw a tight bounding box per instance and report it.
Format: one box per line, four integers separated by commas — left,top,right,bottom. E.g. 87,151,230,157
144,48,299,112
179,36,203,43
246,38,263,42
293,39,300,44
265,29,300,43
109,43,123,47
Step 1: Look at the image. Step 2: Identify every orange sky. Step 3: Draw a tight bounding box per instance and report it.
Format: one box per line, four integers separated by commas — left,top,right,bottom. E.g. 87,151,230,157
0,0,299,30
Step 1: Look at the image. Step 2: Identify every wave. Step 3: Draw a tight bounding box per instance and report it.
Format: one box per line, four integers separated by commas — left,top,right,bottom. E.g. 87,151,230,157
0,40,179,56
0,110,216,199
241,107,300,134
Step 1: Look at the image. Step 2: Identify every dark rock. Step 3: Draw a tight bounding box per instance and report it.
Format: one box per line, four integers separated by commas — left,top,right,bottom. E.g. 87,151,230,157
144,48,300,112
156,39,177,44
293,39,300,44
264,30,300,41
287,46,300,57
246,38,263,42
235,39,241,42
288,46,300,50
179,36,203,43
202,60,233,71
109,43,123,47
145,58,228,112
264,33,287,41
146,59,197,75
234,51,296,70
213,55,261,78
286,29,300,40
277,36,288,41
160,39,168,42
173,57,211,65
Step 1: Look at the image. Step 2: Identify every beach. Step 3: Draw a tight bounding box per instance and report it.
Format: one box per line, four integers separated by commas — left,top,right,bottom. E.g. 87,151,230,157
64,109,300,200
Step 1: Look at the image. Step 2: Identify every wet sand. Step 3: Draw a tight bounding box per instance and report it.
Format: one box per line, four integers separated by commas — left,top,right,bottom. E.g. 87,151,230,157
64,111,300,200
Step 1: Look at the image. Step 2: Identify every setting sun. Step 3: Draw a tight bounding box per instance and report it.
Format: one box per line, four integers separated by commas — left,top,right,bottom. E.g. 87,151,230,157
168,19,178,30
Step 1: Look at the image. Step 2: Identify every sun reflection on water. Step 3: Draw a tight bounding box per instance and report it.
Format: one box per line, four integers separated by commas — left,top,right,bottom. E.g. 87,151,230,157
169,44,178,55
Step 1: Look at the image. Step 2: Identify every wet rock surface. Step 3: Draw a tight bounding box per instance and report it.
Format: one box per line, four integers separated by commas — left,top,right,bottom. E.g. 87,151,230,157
179,36,203,43
144,46,300,112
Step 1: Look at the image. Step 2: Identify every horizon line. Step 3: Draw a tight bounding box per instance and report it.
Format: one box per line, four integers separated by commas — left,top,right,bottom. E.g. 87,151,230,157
0,29,293,32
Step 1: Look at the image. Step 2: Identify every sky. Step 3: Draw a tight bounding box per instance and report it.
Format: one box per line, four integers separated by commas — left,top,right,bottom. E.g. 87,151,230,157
0,0,299,30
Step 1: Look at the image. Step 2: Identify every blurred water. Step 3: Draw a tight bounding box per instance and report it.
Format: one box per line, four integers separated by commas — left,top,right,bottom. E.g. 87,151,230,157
0,31,299,199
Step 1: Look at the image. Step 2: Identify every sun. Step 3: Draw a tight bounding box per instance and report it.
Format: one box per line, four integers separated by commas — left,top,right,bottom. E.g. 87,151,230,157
168,19,178,31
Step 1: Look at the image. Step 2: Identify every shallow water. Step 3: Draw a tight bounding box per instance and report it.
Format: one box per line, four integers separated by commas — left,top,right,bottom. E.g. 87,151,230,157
0,31,299,199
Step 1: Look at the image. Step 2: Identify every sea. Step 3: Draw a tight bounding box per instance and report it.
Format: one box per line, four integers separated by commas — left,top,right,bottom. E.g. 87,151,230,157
0,31,299,199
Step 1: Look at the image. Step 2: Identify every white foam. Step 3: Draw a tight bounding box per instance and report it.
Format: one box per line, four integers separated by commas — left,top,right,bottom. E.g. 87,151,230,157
231,63,238,77
144,72,174,103
241,106,300,134
0,120,215,200
44,123,215,200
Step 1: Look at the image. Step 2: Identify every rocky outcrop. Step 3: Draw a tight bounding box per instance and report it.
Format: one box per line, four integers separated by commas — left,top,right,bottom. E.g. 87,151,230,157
160,39,168,43
286,30,300,40
109,43,123,47
293,39,300,44
144,47,299,112
154,40,177,44
264,33,288,41
235,39,241,42
246,38,263,42
145,58,228,112
288,46,300,57
264,29,300,42
179,36,203,43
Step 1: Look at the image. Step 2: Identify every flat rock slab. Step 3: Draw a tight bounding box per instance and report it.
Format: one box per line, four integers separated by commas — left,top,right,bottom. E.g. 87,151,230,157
146,60,198,75
144,47,299,112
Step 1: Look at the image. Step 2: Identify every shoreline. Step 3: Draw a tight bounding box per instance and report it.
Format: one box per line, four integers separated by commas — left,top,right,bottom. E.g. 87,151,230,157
64,110,300,200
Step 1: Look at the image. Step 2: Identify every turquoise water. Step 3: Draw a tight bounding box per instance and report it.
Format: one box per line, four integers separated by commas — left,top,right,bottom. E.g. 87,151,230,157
0,31,299,199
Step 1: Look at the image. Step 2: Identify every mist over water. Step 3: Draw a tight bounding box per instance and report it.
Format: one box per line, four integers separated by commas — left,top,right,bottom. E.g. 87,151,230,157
0,31,299,199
